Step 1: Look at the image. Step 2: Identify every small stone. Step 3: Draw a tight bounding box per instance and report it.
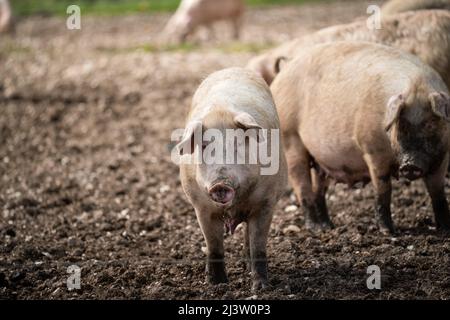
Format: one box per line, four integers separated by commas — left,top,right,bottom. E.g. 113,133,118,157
283,225,301,234
407,245,414,251
159,185,170,193
284,205,298,213
42,251,53,258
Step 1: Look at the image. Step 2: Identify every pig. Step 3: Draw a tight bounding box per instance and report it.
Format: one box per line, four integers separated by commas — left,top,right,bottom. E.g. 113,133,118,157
382,0,450,15
271,41,450,234
163,0,245,43
247,10,450,88
0,0,12,34
175,67,287,290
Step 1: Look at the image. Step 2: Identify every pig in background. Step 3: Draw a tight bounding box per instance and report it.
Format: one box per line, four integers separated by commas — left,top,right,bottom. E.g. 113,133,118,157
0,0,12,34
176,67,287,291
271,41,450,235
382,0,450,15
247,10,450,88
163,0,245,43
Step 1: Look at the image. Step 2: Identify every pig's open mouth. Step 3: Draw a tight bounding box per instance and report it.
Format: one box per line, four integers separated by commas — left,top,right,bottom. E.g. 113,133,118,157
208,183,235,206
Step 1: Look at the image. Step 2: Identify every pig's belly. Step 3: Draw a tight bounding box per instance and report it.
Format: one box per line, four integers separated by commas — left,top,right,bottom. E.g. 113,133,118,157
302,136,370,185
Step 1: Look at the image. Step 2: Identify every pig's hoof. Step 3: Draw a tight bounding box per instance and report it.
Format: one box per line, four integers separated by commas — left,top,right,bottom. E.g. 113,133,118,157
251,279,269,292
436,222,450,234
305,220,334,232
207,272,228,285
379,223,396,235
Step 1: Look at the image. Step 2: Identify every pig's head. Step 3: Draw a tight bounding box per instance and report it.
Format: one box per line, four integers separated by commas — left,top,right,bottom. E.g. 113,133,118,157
385,91,450,180
177,110,263,207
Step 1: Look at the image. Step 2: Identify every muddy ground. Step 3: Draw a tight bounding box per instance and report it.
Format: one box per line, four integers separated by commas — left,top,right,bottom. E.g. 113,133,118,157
1,0,450,300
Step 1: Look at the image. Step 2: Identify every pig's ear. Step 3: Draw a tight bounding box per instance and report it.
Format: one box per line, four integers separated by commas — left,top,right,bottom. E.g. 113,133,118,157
175,121,202,155
385,94,405,131
430,92,450,121
274,56,288,74
234,113,263,130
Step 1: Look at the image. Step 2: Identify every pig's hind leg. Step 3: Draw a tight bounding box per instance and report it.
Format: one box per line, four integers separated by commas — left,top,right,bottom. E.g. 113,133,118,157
285,134,334,231
311,166,334,229
424,154,450,232
196,209,228,284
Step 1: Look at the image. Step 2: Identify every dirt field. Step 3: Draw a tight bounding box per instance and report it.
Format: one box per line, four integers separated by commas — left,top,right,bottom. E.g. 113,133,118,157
1,0,450,300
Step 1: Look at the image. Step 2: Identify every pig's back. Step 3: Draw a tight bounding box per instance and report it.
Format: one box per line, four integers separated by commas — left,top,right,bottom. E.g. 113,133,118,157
184,0,243,22
382,0,450,15
190,68,280,129
287,42,445,122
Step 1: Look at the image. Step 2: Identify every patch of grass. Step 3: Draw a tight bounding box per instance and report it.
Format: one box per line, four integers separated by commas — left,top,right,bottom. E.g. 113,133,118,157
217,42,275,53
12,0,320,17
96,41,274,55
96,42,202,54
0,42,31,55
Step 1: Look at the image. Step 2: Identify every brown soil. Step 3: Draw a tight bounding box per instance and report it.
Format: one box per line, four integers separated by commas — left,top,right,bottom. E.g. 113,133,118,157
1,0,450,300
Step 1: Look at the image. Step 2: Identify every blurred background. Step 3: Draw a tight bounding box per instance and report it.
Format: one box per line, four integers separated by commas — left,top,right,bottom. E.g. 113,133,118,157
12,0,316,16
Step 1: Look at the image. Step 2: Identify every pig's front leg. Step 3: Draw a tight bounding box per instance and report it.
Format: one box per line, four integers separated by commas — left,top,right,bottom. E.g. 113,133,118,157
424,155,450,231
247,209,273,291
364,154,395,234
195,209,228,284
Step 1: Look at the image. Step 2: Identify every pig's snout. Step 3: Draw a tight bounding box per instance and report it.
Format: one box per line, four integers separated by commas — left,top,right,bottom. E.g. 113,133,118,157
208,184,235,205
399,163,424,181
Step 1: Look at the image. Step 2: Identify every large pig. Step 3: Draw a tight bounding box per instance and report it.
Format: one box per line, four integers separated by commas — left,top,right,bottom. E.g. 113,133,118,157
0,0,12,33
164,0,245,43
174,68,287,290
382,0,450,15
271,42,450,234
247,10,450,87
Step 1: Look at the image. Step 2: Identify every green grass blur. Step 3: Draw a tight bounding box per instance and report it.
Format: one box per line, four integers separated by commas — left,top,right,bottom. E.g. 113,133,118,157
12,0,319,16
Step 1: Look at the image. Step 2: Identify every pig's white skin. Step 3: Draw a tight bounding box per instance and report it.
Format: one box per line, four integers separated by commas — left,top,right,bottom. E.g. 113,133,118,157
0,0,12,33
382,0,450,15
271,41,450,233
247,10,450,88
164,0,244,42
179,67,287,290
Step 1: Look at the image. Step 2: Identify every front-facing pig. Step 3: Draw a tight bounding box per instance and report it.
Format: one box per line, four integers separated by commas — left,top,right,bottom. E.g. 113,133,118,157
271,42,450,234
174,68,287,290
